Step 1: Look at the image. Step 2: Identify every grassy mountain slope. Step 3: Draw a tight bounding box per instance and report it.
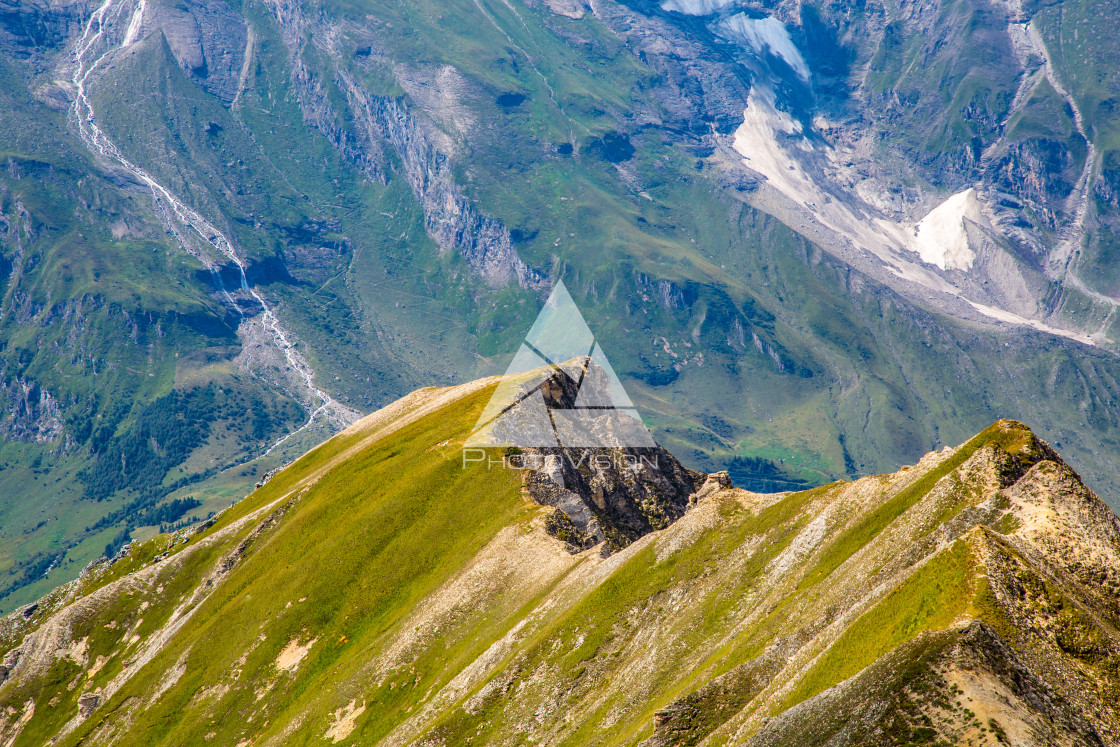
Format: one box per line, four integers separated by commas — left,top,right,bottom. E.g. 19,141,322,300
4,0,1120,631
1,378,1118,745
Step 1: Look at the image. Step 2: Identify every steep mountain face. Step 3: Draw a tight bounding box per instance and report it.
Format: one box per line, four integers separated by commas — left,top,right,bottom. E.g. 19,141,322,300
3,0,1120,618
703,0,1120,332
1,380,1118,746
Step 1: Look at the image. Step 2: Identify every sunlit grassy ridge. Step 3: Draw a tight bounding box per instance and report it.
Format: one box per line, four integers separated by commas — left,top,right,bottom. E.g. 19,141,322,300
77,387,532,745
2,384,1118,746
784,538,977,710
796,419,1045,592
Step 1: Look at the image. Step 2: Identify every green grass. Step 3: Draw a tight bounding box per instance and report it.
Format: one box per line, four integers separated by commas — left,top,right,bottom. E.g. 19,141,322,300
796,421,1040,590
1005,78,1079,143
782,538,977,710
424,486,832,747
55,383,530,746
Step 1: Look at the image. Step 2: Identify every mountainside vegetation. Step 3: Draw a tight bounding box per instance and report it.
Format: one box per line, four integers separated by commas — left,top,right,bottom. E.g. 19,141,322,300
2,0,1120,621
1,378,1118,746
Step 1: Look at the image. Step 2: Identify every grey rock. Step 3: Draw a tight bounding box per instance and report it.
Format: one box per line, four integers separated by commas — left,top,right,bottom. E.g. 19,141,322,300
143,0,248,103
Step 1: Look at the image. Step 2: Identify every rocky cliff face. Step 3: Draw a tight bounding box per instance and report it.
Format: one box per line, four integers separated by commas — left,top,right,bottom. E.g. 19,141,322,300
260,0,543,289
527,448,705,552
500,357,705,552
0,366,63,445
143,0,248,102
344,87,544,289
0,378,1118,746
0,0,93,57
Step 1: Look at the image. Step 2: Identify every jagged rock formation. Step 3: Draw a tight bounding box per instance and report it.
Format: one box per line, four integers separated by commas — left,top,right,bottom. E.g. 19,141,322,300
0,376,1117,746
510,358,705,552
524,447,698,553
527,446,702,552
0,367,63,444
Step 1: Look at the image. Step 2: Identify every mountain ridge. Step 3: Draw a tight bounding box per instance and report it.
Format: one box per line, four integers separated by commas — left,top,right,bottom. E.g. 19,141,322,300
1,374,1118,745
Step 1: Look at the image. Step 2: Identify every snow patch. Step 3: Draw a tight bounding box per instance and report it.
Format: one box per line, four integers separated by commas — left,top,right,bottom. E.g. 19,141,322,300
121,0,145,47
732,87,814,204
660,0,735,15
728,87,1097,347
720,15,809,81
731,87,911,257
731,90,973,298
912,189,982,271
967,301,1096,345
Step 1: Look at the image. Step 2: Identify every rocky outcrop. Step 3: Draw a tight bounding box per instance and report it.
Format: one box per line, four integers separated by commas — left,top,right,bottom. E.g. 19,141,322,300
337,76,544,289
0,366,62,445
746,622,1107,747
258,0,542,289
503,358,705,551
527,445,704,552
987,137,1086,233
137,0,248,103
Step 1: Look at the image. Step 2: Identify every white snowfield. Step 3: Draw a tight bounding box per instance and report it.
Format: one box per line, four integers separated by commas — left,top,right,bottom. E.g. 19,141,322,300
731,87,933,284
730,87,1096,346
912,189,983,271
730,88,966,280
732,88,814,209
719,15,810,82
659,0,735,15
121,0,144,48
